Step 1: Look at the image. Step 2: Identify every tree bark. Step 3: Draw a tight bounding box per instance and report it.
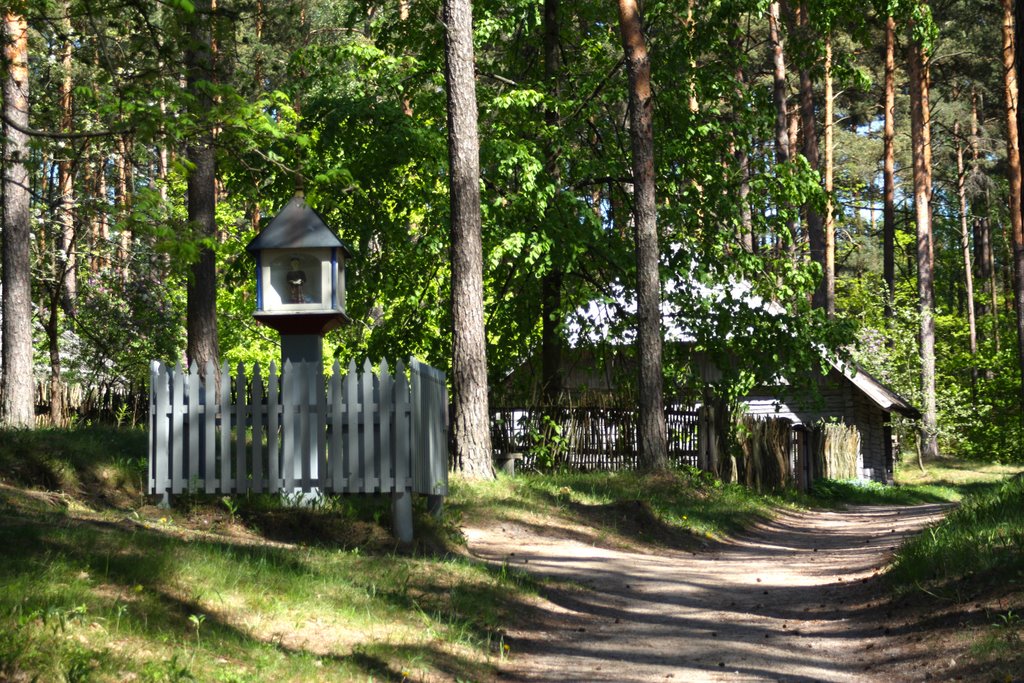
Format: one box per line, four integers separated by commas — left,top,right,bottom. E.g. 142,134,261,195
733,31,753,251
955,121,979,398
185,0,220,373
116,136,133,281
790,2,826,309
768,1,797,256
823,33,835,318
540,0,563,405
883,15,896,322
617,0,668,471
1,13,35,428
970,91,988,303
444,0,494,479
908,27,939,459
769,2,790,169
1005,0,1024,411
971,90,1000,355
58,4,76,316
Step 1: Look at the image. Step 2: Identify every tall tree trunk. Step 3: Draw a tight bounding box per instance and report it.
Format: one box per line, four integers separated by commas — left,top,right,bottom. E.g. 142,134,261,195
823,33,835,318
444,0,494,479
770,2,789,167
733,32,753,252
955,121,979,398
47,3,75,426
791,2,826,308
768,1,797,257
1,13,34,428
46,290,65,426
58,5,76,316
971,88,997,354
540,0,563,405
117,135,132,281
185,0,220,373
617,0,668,471
908,26,939,459
1006,0,1024,411
883,15,897,323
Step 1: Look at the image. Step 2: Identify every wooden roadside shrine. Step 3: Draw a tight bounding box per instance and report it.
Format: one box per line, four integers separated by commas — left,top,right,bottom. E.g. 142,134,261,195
149,195,448,543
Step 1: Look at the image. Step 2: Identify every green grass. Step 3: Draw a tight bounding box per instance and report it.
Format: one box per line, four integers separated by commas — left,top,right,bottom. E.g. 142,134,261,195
0,505,525,681
884,471,1024,679
4,427,1022,682
0,426,148,505
0,428,533,682
448,466,786,545
803,477,962,506
888,475,1024,589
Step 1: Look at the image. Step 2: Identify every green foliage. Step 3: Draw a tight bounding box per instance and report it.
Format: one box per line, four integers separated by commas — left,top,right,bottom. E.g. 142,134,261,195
0,427,148,497
13,0,1024,478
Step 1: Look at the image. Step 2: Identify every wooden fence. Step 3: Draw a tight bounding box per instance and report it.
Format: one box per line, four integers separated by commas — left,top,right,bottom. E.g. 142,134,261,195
34,380,146,426
148,358,448,500
490,405,699,471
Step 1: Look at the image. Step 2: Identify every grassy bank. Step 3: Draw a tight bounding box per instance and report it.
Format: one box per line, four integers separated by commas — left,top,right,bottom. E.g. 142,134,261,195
0,428,532,682
889,474,1024,587
887,459,1024,679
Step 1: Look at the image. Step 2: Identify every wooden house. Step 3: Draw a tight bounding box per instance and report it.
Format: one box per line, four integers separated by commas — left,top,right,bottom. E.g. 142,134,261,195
737,362,921,484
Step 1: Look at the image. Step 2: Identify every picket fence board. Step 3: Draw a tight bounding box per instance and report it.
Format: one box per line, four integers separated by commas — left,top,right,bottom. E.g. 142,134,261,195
148,358,449,499
268,361,280,494
219,360,231,493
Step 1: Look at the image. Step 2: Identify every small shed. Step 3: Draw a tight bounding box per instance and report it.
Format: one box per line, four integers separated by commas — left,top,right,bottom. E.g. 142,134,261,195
742,362,921,484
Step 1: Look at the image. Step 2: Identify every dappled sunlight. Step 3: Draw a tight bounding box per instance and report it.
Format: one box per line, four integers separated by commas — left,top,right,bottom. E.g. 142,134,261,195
468,503,951,682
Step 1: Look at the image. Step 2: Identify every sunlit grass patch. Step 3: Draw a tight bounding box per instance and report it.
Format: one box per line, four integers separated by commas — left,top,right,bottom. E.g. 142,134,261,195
895,457,1024,490
805,477,961,506
448,466,782,546
0,507,529,681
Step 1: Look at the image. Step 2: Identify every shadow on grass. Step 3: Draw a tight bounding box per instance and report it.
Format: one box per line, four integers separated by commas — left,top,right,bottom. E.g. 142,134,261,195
0,492,514,682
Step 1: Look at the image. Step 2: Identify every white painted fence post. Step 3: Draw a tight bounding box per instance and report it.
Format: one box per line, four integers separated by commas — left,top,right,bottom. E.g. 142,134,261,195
171,361,185,494
235,363,248,494
329,360,344,491
203,359,217,493
188,362,200,491
219,360,231,493
252,364,264,493
379,359,394,493
345,359,358,494
268,361,280,493
151,361,170,507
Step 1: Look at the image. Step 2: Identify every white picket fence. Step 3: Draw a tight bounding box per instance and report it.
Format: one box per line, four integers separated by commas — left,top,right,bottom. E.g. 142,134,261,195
148,358,448,500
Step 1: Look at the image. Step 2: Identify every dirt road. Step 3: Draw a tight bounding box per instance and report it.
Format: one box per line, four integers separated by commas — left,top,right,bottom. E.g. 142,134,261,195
465,504,950,682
